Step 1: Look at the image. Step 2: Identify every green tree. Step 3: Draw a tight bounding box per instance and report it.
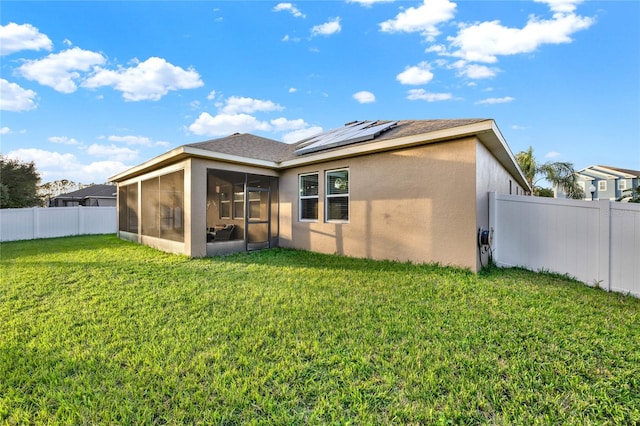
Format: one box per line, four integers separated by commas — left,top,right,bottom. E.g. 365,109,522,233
38,179,85,204
0,155,43,208
618,185,640,203
515,146,584,199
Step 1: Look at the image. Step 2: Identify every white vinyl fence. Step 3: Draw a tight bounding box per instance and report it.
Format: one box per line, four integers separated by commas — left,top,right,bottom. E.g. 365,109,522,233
489,192,640,297
0,206,117,242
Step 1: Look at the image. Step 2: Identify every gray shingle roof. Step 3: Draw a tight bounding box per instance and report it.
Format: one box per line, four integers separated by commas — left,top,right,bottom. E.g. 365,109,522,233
373,119,488,141
597,165,640,177
56,184,116,198
185,133,294,162
185,119,490,163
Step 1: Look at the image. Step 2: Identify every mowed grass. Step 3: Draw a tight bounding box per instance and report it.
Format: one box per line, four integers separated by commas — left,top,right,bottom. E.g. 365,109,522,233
1,235,639,424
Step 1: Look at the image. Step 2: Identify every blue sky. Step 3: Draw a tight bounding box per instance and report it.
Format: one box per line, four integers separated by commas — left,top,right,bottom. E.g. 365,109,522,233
1,0,639,185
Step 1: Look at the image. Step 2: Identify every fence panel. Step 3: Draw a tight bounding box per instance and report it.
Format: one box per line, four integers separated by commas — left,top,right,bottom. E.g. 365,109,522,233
0,207,116,242
610,202,640,296
490,193,640,297
0,208,36,241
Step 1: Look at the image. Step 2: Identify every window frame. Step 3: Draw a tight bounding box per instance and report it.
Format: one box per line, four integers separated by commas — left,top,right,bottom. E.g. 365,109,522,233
299,172,319,222
619,180,627,191
598,180,607,192
325,168,349,223
219,184,232,219
233,183,245,219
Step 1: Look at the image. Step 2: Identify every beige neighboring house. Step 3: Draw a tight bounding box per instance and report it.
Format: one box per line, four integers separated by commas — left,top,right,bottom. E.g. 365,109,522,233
109,119,530,272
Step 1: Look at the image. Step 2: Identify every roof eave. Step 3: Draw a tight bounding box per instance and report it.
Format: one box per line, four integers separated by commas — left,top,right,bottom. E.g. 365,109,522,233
477,120,532,193
109,120,531,193
592,165,638,178
280,119,532,192
109,146,280,182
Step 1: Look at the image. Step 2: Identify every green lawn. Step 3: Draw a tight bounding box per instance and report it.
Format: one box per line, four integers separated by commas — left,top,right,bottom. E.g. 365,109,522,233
1,235,639,424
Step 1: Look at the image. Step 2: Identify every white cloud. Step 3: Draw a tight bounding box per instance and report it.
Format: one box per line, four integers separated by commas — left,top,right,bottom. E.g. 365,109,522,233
396,62,434,85
6,148,128,183
0,22,52,56
426,44,446,54
353,91,376,104
379,0,456,40
188,112,271,137
18,47,106,93
273,3,306,18
476,96,515,104
348,0,393,6
1,127,11,135
545,150,562,159
270,117,307,131
288,87,297,93
535,0,584,13
311,18,342,37
106,135,171,148
221,96,284,114
7,148,74,168
86,144,139,162
282,35,302,42
49,136,80,145
207,90,217,100
447,12,594,63
0,78,38,111
282,126,323,144
83,57,203,101
455,62,498,79
406,89,453,102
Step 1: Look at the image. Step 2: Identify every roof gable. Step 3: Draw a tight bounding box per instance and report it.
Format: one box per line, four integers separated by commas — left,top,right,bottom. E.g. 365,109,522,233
109,118,530,192
579,165,640,179
595,165,640,178
186,133,291,163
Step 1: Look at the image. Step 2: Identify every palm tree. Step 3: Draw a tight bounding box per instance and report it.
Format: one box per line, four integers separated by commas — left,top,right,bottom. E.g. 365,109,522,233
515,146,584,199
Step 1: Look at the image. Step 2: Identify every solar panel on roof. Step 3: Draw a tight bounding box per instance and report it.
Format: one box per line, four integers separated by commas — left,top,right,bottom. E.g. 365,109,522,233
295,121,397,155
295,121,369,148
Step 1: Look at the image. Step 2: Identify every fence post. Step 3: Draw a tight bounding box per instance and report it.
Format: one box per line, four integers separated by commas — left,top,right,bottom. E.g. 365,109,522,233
32,207,38,240
489,192,497,261
598,199,611,292
78,206,84,235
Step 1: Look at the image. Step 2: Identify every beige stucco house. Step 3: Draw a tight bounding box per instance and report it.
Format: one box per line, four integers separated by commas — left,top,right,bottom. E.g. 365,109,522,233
109,119,530,272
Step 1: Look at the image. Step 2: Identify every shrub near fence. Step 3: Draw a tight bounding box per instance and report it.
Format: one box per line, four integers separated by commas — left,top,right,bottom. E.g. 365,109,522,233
490,192,640,297
0,206,116,242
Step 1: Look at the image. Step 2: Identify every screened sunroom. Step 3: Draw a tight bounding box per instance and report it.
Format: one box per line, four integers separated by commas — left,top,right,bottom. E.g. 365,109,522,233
205,169,278,256
116,163,278,257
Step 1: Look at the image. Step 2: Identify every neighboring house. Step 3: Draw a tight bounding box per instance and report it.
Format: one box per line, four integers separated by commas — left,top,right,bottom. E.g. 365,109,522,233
48,184,117,207
558,165,640,201
109,119,530,272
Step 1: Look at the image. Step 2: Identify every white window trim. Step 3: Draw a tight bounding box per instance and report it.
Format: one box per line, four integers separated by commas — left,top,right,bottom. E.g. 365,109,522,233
219,184,232,219
325,168,349,223
619,180,627,191
299,172,319,222
598,180,607,192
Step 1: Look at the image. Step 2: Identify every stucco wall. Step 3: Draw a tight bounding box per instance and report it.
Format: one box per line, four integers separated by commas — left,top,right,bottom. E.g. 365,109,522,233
116,136,525,270
279,138,479,270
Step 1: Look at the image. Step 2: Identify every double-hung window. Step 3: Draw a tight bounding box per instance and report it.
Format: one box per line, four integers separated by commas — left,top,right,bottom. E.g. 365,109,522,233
326,168,349,222
299,173,319,221
619,180,627,191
